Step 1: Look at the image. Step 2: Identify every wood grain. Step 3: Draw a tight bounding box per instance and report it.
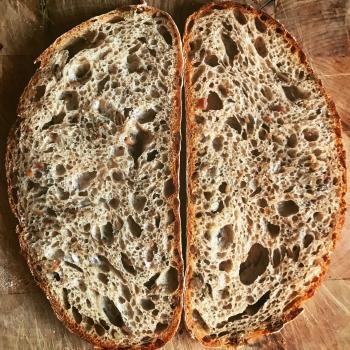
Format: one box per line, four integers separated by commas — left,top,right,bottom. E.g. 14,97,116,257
0,1,349,349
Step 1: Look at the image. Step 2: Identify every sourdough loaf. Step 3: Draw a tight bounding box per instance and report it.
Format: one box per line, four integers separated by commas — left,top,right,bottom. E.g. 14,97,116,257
184,2,346,348
6,5,183,349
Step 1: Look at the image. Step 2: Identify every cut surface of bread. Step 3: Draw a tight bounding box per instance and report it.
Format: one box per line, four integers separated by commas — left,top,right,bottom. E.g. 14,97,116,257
6,5,183,349
184,2,346,348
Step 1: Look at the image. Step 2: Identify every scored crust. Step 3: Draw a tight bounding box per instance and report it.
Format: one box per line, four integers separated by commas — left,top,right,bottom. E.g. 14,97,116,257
6,4,183,350
183,1,346,348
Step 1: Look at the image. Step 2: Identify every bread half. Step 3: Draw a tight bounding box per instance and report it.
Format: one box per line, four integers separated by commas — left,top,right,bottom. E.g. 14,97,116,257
6,5,183,349
184,2,346,348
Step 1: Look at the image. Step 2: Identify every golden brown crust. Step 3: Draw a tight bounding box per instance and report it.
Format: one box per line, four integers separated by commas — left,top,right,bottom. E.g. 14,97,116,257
183,1,347,348
6,5,183,350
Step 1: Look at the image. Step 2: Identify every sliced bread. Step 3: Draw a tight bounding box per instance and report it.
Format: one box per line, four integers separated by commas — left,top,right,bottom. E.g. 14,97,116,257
184,2,346,348
6,5,183,349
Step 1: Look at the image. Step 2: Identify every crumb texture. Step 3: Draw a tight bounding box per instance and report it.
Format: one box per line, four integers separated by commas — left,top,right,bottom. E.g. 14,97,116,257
7,8,181,348
185,5,344,347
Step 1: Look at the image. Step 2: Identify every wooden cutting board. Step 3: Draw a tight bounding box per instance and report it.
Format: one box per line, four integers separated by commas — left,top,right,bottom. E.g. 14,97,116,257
0,1,349,349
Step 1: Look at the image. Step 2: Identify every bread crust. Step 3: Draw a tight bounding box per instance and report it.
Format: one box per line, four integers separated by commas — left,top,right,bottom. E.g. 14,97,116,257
6,5,184,350
183,1,346,348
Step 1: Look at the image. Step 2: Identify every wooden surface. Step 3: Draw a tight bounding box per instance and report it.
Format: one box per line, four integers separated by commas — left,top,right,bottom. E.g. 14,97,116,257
0,0,350,349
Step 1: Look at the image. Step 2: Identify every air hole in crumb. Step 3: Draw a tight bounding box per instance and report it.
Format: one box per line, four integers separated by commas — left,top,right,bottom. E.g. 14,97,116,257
127,126,153,167
192,65,206,84
189,38,202,60
223,21,233,31
151,88,161,98
59,91,79,110
167,209,175,225
137,109,157,123
234,9,247,25
77,171,96,190
239,243,269,285
100,319,110,330
63,288,70,309
127,215,142,238
205,92,223,111
91,225,101,241
78,280,86,292
147,149,158,161
277,200,299,217
255,17,267,32
121,284,132,301
42,112,65,130
282,85,310,102
303,234,314,248
218,84,228,96
154,213,161,228
129,43,141,54
192,309,209,331
97,76,109,94
164,178,175,198
219,182,227,193
34,85,46,101
276,71,289,82
72,306,82,323
144,272,160,290
303,128,319,142
141,299,155,311
261,86,273,100
112,170,124,182
190,273,204,289
64,35,90,62
221,34,239,64
109,198,119,209
155,322,168,334
245,291,270,315
147,243,158,262
254,37,268,57
102,222,114,245
149,48,156,57
212,200,224,214
121,253,137,275
157,26,172,46
55,164,65,175
287,134,298,148
292,245,300,261
107,15,124,24
313,212,323,221
267,222,280,237
132,194,146,212
219,260,233,272
127,53,143,73
94,323,105,336
212,136,224,151
226,116,241,134
159,267,179,293
97,273,108,284
257,198,267,207
258,129,267,140
65,261,83,272
72,59,91,81
219,287,230,300
273,249,282,268
102,296,125,327
217,225,234,251
203,191,211,201
204,54,219,67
